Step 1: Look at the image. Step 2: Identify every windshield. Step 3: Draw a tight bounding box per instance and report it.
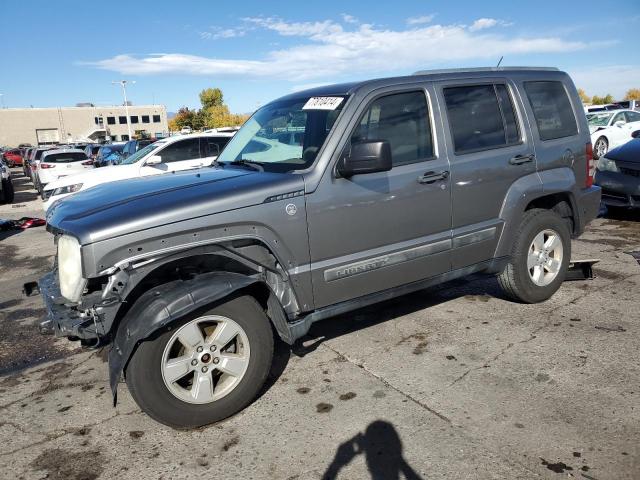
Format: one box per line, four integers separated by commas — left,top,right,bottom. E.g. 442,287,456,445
216,95,346,173
120,142,162,164
587,113,613,127
43,152,88,163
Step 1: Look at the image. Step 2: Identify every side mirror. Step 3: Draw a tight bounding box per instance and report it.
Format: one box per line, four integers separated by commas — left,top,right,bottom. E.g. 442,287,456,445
632,130,640,139
145,155,162,165
614,121,625,128
337,140,392,178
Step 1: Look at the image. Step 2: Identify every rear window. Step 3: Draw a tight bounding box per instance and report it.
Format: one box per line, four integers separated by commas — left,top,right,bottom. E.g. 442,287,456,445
44,152,88,163
524,81,578,141
443,84,521,154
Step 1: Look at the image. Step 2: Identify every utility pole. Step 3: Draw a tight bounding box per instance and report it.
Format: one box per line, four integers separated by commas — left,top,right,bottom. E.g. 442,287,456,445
112,80,135,139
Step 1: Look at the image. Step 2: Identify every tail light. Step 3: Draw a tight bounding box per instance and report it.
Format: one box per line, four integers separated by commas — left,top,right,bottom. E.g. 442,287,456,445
81,160,93,165
585,142,595,188
40,163,56,169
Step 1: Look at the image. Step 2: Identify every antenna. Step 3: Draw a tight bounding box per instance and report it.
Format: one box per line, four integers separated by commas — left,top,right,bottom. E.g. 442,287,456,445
496,56,504,68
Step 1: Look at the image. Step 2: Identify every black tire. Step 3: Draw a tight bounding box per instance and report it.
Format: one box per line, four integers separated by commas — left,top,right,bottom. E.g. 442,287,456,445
125,294,274,429
593,136,608,160
0,179,13,204
498,209,571,303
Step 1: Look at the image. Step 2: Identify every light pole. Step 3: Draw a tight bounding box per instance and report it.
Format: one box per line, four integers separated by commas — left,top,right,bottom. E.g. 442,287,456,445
112,80,135,139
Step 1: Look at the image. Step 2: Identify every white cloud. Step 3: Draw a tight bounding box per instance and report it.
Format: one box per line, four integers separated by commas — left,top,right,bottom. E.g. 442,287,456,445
200,27,247,40
87,17,592,81
569,65,640,99
468,18,513,31
407,15,435,25
341,14,358,24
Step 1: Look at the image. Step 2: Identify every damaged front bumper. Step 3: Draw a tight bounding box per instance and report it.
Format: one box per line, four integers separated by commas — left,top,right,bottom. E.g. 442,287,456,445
27,271,104,341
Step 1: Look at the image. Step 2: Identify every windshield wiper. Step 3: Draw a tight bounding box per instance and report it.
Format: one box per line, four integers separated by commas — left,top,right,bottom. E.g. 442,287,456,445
224,159,265,172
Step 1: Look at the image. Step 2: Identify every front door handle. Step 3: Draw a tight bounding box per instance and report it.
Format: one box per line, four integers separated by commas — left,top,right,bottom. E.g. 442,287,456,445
509,154,535,165
418,170,449,184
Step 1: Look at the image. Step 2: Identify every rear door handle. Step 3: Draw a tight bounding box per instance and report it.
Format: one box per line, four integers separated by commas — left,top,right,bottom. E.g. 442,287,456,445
418,170,449,184
509,154,535,165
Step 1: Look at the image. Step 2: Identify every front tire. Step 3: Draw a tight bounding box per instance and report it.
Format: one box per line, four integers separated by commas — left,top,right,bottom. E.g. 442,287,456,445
498,209,571,303
125,295,274,429
593,136,608,160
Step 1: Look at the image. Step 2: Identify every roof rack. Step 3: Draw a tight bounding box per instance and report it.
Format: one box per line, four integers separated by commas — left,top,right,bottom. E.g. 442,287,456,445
412,66,559,76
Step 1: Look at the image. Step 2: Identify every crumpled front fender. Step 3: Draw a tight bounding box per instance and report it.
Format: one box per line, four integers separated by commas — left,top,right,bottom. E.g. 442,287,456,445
108,271,259,404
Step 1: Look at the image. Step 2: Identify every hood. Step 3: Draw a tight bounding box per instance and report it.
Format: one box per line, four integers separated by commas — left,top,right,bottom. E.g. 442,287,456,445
604,138,640,165
46,167,305,244
45,163,140,190
589,125,606,134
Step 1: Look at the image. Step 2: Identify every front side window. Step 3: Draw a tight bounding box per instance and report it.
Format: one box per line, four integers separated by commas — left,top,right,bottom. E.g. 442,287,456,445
444,84,520,154
159,138,201,163
204,137,230,157
352,91,433,166
216,95,346,173
120,142,162,164
626,111,640,122
524,81,578,141
612,112,627,124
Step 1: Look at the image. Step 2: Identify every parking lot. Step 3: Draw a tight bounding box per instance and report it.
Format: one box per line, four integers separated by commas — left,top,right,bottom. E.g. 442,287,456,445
0,167,638,479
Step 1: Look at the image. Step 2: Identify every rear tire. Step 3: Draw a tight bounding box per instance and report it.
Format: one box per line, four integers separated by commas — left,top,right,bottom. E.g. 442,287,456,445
0,180,13,204
125,294,274,429
498,209,571,303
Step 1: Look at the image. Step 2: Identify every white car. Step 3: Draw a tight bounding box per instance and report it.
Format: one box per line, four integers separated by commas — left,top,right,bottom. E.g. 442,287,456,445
42,132,235,211
180,126,193,134
36,148,94,196
588,109,640,159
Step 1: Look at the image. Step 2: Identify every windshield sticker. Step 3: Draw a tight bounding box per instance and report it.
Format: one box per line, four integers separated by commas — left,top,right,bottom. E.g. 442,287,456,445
302,97,344,111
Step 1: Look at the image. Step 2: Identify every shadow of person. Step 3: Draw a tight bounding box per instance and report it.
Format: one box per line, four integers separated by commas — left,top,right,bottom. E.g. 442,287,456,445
322,420,423,480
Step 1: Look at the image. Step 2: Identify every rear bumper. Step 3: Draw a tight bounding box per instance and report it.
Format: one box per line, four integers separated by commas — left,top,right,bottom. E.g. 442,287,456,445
574,185,601,234
595,170,640,208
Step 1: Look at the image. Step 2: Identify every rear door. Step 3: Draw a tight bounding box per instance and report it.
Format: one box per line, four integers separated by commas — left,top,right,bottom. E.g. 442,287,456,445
438,79,536,268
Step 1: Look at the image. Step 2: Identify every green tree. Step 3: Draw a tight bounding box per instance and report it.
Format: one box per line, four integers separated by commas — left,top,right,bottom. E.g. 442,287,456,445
199,88,224,109
577,88,590,104
591,94,613,105
624,88,640,100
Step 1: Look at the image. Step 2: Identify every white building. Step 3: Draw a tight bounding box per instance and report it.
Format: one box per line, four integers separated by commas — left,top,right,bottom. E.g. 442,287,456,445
0,104,169,146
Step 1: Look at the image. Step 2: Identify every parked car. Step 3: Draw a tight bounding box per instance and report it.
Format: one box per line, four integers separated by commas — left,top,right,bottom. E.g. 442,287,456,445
180,126,193,134
2,148,23,167
94,143,126,167
84,144,102,162
614,100,640,111
588,109,640,159
595,130,640,209
27,147,54,183
121,139,156,160
33,67,600,429
0,158,14,204
43,131,235,210
36,149,94,199
584,104,624,113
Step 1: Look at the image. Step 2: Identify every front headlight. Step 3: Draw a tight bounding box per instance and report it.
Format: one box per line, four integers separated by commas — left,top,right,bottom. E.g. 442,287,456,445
597,157,619,172
52,183,83,197
58,235,86,302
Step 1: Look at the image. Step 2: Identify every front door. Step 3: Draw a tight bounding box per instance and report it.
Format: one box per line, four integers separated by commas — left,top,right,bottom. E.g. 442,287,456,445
306,87,452,308
140,137,204,176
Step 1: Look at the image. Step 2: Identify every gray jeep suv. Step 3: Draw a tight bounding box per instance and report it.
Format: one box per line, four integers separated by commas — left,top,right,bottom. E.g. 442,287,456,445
34,67,600,428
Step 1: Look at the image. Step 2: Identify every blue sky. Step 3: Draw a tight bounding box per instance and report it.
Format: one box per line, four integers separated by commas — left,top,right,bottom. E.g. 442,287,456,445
1,0,639,113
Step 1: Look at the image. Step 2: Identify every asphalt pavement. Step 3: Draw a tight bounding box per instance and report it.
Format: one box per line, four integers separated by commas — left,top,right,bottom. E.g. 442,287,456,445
0,167,638,479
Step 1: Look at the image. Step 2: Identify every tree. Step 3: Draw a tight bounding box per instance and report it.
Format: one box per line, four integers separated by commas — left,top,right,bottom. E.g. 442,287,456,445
577,88,590,104
591,94,614,105
169,107,196,131
199,88,224,109
624,88,640,101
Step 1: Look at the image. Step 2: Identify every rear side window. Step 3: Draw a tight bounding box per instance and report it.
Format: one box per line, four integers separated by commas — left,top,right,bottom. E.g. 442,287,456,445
443,84,521,154
352,91,433,166
524,81,578,141
44,152,88,163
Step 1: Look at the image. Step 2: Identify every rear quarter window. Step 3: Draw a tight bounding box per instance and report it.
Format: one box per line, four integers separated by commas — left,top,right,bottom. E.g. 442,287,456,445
524,81,578,141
